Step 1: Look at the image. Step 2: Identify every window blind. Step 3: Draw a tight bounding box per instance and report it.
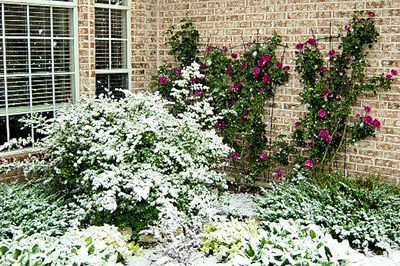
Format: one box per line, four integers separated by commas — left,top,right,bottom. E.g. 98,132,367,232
0,1,76,147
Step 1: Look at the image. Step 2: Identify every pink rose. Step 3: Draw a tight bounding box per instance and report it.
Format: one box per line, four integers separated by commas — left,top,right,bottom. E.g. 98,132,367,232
222,45,228,51
372,118,381,129
320,129,332,142
386,74,393,80
364,115,373,124
194,90,203,97
295,42,304,50
307,141,314,148
257,59,265,67
304,159,313,169
231,152,239,160
364,106,371,113
159,76,168,85
262,74,271,83
320,66,328,73
328,50,337,57
231,53,238,59
259,152,268,161
344,24,350,31
355,113,361,118
284,66,291,71
242,63,248,70
391,69,398,76
262,53,272,62
276,168,283,178
232,83,241,92
367,11,375,17
216,121,226,130
259,88,264,93
264,36,269,41
226,65,233,73
318,109,327,118
307,38,317,46
355,17,361,23
276,62,283,69
295,121,301,127
253,67,260,76
207,45,213,51
231,100,236,105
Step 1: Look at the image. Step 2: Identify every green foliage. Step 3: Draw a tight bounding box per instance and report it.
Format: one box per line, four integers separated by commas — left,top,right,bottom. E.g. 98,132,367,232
292,11,396,176
0,182,81,240
166,19,199,65
256,173,400,252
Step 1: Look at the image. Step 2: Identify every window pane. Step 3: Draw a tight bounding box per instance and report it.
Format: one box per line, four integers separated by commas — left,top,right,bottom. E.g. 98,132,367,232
6,39,28,74
111,9,125,39
111,40,126,68
0,77,5,112
30,6,51,37
0,116,6,144
4,4,27,36
95,0,110,4
9,114,30,141
7,76,29,110
53,7,72,37
32,75,53,108
31,39,52,73
96,40,109,69
54,74,73,103
96,73,127,99
54,39,72,72
95,8,109,38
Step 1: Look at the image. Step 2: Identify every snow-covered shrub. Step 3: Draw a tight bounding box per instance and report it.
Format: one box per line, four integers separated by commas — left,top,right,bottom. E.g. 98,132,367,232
200,219,259,261
0,182,82,240
0,92,231,237
0,224,136,265
256,173,400,252
233,219,359,265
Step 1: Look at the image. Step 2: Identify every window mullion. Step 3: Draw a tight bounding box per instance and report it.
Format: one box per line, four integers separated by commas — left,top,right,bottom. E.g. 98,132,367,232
1,4,10,142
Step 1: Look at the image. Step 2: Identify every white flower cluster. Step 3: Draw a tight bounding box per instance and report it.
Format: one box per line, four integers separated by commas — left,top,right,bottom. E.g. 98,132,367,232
171,62,221,129
1,92,231,235
0,224,135,265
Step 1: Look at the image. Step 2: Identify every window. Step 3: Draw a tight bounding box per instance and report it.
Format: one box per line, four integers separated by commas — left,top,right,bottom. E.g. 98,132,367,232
0,0,77,147
95,0,130,98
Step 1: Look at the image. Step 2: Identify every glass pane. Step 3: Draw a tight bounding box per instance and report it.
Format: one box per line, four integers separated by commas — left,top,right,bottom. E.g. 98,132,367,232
6,39,28,74
54,39,72,72
111,40,126,68
111,0,126,5
7,76,29,110
0,116,6,145
96,73,127,99
53,8,72,37
29,6,51,37
95,0,110,4
54,74,72,103
31,39,52,73
4,4,27,36
31,75,53,108
95,8,109,38
111,9,125,39
33,111,53,142
95,40,109,69
9,114,31,141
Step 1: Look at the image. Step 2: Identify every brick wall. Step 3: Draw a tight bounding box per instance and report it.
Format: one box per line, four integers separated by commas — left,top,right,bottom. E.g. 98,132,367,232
156,0,400,182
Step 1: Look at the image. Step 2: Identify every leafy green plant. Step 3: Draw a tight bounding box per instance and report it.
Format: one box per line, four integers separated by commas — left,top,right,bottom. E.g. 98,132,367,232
167,19,199,65
292,10,397,176
256,173,400,252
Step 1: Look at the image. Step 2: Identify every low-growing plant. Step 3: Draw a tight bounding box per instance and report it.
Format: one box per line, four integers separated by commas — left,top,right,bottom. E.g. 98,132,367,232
0,181,82,240
256,173,400,252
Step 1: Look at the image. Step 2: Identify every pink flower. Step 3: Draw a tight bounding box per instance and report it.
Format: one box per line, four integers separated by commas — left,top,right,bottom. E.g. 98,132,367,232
253,67,260,76
242,63,248,70
386,74,393,80
259,152,268,161
276,62,283,69
364,115,373,124
372,118,381,129
216,121,226,130
295,121,301,127
364,106,371,113
159,76,168,85
231,152,239,160
259,88,264,93
295,42,304,50
257,59,265,67
344,24,350,31
307,38,317,46
262,74,271,83
367,11,375,17
231,100,236,105
226,65,233,73
190,77,197,83
194,90,203,97
264,36,269,41
391,69,398,76
222,45,228,51
262,53,272,62
232,83,242,92
355,113,361,118
304,159,313,169
323,88,330,101
175,68,182,75
276,168,283,178
231,53,238,59
318,109,327,118
320,129,332,142
284,66,291,71
328,49,337,57
241,112,249,121
307,141,314,148
355,17,361,23
320,66,328,73
207,45,213,51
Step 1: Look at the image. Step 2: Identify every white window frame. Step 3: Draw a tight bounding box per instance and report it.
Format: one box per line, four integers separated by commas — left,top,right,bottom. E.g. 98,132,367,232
0,0,79,147
94,0,131,93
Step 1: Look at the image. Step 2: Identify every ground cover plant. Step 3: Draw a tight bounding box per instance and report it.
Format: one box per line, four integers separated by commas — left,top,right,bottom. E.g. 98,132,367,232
256,173,400,253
